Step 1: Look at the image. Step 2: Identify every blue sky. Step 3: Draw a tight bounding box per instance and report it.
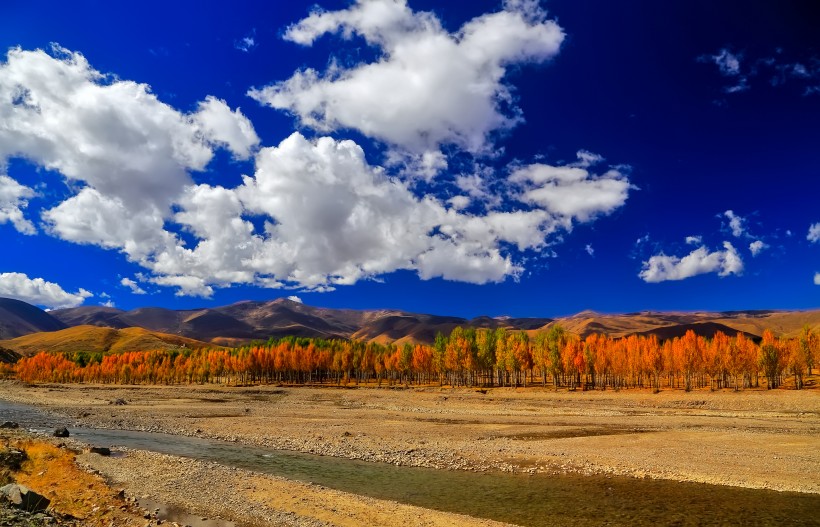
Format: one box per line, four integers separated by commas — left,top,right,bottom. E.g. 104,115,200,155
0,0,818,317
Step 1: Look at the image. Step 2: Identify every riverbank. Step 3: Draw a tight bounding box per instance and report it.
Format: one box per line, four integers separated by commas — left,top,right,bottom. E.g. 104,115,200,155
0,427,512,527
1,381,819,495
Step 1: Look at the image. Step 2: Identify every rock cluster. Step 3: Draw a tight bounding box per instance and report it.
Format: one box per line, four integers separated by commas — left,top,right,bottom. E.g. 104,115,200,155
1,483,50,512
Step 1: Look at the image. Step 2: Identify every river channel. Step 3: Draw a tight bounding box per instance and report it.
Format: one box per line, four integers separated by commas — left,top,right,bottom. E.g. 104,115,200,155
1,399,818,526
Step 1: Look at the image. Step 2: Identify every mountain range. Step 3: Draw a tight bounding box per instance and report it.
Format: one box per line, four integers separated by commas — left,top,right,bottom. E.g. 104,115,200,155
0,296,818,357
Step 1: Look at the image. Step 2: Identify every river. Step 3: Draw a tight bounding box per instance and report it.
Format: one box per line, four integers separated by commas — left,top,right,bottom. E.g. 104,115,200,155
1,400,818,526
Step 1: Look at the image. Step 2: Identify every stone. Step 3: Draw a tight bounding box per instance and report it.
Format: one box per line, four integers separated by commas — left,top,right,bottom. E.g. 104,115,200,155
0,449,26,470
0,422,18,429
89,446,112,456
53,427,70,438
0,483,51,512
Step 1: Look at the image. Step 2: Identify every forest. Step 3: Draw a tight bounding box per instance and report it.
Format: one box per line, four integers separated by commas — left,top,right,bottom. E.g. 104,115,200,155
5,326,818,391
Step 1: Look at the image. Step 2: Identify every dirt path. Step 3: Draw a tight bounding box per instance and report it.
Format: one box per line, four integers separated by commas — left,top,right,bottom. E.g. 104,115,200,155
0,381,817,499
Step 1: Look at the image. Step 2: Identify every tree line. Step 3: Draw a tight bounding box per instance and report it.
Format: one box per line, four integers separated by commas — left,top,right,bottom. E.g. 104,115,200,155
6,326,818,391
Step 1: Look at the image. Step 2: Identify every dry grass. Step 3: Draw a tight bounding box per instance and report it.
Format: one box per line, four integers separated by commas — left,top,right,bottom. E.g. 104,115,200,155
0,324,210,356
8,436,144,525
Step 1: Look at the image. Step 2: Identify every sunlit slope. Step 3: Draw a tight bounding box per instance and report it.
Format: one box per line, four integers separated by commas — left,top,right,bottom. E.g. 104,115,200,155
0,325,210,356
543,309,820,339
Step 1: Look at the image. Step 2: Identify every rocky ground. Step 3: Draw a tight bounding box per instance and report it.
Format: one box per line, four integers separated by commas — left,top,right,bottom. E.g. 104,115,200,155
0,381,818,525
79,449,511,527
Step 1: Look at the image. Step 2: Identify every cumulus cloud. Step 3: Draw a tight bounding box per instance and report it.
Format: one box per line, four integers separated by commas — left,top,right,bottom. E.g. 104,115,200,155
0,44,633,297
0,272,92,309
0,44,257,232
685,235,702,245
0,45,258,295
447,195,470,210
808,222,820,243
815,272,820,286
73,132,628,295
249,0,564,156
749,240,768,256
0,175,36,234
509,161,632,223
639,241,743,283
192,96,260,160
286,295,303,303
120,277,146,295
0,46,251,206
585,244,594,256
722,210,748,238
234,132,523,287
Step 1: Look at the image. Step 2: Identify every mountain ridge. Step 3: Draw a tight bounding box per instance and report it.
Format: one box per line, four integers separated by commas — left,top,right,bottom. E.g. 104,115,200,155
1,297,818,346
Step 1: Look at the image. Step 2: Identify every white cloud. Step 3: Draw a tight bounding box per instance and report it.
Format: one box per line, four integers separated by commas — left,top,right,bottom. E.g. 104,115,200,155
585,244,594,256
639,241,743,283
808,222,820,243
510,162,632,223
712,49,742,76
0,272,92,309
572,150,605,168
235,132,517,287
235,33,257,53
722,210,747,237
0,44,257,238
447,195,470,210
250,0,564,156
455,169,501,207
142,133,630,293
120,277,146,295
685,235,702,245
150,275,214,298
749,240,768,256
101,299,115,308
286,295,303,303
0,45,632,297
701,47,820,95
192,96,260,160
0,174,36,234
42,188,172,259
699,48,748,93
815,272,820,286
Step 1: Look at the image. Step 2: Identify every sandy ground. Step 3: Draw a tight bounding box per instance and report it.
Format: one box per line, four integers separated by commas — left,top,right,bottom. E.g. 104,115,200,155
1,381,819,524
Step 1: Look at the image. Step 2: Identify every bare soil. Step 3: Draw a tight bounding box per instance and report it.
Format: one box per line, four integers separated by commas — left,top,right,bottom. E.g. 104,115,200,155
1,381,818,525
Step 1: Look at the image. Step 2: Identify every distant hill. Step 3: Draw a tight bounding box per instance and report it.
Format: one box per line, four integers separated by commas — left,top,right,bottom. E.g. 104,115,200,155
5,296,819,346
0,325,211,357
0,297,66,339
632,322,760,341
52,298,553,345
544,310,820,340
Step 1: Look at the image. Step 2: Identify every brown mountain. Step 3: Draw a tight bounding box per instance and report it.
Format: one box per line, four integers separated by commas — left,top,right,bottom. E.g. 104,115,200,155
544,309,820,340
51,298,553,345
0,325,211,357
8,296,819,346
0,297,67,340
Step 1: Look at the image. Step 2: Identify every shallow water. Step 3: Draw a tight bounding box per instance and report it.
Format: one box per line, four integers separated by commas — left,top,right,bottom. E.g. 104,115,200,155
2,399,818,526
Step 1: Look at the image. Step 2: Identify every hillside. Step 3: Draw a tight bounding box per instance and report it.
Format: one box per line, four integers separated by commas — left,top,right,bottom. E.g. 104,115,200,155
0,325,211,357
52,298,553,345
0,297,66,339
544,309,820,340
9,296,820,345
